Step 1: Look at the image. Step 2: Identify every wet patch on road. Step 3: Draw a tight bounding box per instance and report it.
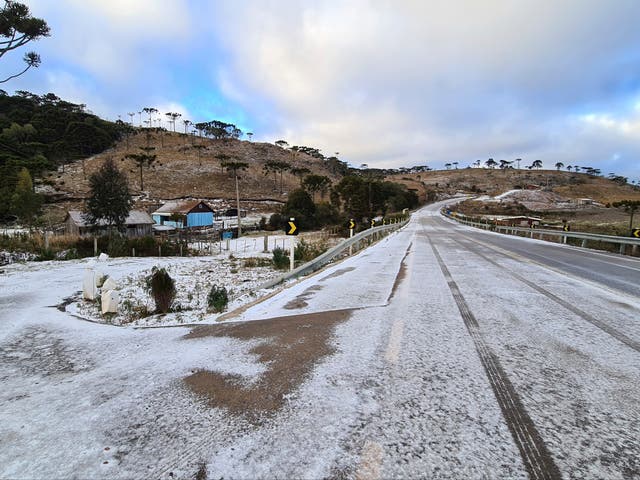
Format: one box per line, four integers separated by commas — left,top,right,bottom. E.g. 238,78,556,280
388,243,412,302
283,284,324,310
183,309,351,422
319,267,356,281
54,292,81,312
0,326,92,379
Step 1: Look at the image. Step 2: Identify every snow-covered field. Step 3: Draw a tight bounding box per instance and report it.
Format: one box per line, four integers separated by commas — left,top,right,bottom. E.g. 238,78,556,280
3,232,322,328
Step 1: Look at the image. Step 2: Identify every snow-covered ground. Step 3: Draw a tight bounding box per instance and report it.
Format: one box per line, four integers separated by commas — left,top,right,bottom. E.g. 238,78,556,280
3,232,327,328
1,201,639,479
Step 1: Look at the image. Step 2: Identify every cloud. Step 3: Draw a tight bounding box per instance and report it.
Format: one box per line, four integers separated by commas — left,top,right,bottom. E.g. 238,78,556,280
211,0,640,177
9,1,640,180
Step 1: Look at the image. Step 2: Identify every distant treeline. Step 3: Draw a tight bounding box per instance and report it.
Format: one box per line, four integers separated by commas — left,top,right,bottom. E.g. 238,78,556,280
0,90,127,221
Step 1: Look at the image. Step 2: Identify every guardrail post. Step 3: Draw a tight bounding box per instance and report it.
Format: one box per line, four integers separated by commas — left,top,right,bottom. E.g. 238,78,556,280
619,244,626,255
581,239,587,248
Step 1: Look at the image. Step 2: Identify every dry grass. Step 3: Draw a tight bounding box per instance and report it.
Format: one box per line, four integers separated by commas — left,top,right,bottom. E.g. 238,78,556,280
45,132,340,218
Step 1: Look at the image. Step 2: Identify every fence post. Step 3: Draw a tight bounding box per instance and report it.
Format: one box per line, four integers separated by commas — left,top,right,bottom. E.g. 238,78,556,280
132,247,135,257
180,244,183,256
94,237,98,256
158,245,161,257
264,234,268,253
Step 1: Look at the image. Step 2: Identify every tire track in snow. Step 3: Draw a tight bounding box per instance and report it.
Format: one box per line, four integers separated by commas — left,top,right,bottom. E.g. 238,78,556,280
454,237,640,353
428,236,562,480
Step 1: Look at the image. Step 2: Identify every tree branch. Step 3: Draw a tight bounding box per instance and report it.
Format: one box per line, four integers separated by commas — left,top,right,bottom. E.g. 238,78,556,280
0,61,30,83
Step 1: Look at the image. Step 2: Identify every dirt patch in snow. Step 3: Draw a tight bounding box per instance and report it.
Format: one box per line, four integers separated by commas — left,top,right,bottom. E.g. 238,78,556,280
183,309,352,422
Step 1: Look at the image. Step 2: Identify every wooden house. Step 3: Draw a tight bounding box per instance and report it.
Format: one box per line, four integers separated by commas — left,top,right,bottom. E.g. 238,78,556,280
65,210,154,237
151,200,215,229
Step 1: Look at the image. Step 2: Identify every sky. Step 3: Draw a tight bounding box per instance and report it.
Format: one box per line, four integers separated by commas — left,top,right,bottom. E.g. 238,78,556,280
3,0,640,180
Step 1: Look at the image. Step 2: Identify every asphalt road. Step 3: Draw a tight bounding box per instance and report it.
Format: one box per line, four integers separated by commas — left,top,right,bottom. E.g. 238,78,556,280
1,201,639,479
434,209,640,298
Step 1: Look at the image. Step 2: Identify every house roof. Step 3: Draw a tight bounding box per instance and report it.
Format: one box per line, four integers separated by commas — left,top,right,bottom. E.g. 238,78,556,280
67,210,154,227
152,200,213,215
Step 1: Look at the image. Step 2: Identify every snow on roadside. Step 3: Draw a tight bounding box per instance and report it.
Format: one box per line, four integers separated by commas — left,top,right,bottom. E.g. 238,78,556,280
2,232,339,328
67,254,279,327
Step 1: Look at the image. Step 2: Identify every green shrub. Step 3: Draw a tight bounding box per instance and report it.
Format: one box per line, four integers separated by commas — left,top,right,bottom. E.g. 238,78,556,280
272,247,289,269
294,239,328,262
107,235,128,257
145,267,176,313
207,285,229,313
268,213,283,230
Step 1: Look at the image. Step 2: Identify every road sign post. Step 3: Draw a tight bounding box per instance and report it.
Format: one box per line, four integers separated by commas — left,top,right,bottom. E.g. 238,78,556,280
290,236,295,271
349,219,355,255
286,217,298,271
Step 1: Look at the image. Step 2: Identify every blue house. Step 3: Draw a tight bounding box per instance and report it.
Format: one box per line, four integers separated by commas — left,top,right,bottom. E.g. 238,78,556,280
152,200,215,228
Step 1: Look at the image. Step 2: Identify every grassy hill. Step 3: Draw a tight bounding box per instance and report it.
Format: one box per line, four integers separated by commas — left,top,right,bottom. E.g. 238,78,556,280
38,130,640,231
388,168,640,204
39,131,341,222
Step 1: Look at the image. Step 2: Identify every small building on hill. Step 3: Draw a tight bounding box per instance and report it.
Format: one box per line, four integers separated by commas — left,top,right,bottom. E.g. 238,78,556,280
151,200,215,229
65,210,154,237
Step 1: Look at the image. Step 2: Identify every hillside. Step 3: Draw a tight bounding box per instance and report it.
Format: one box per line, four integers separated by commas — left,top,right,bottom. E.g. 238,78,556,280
38,131,640,229
39,132,341,222
388,168,640,204
388,168,640,231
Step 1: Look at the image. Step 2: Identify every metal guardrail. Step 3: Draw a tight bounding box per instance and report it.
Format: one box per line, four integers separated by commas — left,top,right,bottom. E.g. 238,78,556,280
442,210,640,255
260,219,409,289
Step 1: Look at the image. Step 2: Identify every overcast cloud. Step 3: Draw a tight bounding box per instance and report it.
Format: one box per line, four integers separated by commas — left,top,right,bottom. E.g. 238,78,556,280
4,0,640,179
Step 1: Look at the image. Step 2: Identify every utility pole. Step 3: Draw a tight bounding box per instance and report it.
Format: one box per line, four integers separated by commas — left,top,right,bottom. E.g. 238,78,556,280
235,174,242,237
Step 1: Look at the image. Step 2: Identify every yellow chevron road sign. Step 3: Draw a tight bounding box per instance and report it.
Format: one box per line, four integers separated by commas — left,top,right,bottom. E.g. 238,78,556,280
286,218,298,235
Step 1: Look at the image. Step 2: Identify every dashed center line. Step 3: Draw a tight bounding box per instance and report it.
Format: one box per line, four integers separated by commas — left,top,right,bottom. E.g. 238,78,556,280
355,440,384,480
